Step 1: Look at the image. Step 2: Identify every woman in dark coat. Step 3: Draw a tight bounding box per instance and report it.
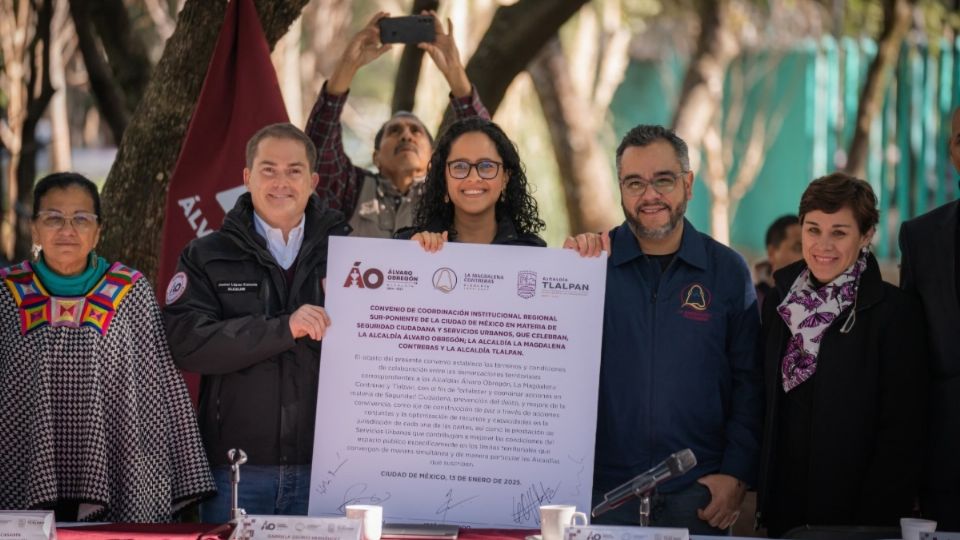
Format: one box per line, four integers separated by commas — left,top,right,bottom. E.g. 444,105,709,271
757,172,926,537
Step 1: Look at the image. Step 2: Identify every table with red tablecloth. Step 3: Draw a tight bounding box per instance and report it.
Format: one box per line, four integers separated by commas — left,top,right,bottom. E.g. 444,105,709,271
56,525,531,540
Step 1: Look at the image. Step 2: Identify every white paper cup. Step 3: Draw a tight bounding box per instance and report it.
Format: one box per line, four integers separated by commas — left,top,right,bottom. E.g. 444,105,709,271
345,504,383,540
540,505,588,540
901,517,936,540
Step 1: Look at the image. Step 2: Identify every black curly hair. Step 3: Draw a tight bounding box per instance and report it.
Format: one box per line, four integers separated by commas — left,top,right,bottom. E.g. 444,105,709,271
412,117,544,238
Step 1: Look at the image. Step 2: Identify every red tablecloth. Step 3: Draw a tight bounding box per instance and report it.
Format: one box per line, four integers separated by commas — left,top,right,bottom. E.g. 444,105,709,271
58,524,228,540
57,525,529,540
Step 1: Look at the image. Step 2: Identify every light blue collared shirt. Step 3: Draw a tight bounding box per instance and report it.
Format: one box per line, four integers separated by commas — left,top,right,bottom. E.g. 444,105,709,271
253,212,304,270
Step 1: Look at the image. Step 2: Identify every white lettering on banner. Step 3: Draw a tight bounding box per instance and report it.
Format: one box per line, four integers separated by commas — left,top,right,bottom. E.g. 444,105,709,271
177,196,213,238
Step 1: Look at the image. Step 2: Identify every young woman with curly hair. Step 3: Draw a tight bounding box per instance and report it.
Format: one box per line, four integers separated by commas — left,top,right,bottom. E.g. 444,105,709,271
396,117,546,249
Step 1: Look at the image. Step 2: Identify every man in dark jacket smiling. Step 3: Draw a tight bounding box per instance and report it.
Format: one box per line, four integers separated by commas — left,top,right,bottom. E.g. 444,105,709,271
164,123,349,521
567,125,762,534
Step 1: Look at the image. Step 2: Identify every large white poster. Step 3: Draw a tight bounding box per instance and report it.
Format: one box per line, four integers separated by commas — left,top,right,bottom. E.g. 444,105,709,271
309,237,606,528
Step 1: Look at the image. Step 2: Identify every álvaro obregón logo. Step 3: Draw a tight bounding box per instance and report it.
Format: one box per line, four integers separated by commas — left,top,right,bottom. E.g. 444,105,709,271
432,267,457,293
344,261,384,289
517,271,537,299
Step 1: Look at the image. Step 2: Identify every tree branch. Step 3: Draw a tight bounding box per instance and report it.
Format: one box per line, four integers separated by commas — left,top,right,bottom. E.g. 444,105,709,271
391,0,438,114
439,0,589,131
843,0,914,178
70,0,130,142
98,0,308,280
88,0,152,114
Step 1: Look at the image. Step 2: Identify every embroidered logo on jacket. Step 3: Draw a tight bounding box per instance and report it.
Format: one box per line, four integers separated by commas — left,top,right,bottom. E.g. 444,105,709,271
680,282,712,322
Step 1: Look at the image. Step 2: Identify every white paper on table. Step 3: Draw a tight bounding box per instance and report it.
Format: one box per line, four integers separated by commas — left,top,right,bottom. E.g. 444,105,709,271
566,525,689,540
235,515,360,540
309,237,607,529
0,511,56,540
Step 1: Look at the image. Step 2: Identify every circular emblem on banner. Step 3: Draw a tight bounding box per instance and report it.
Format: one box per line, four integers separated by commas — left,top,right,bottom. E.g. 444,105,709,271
165,271,188,305
432,267,457,293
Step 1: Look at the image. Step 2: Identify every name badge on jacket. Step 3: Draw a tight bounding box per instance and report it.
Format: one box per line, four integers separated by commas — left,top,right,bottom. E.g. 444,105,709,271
217,281,260,293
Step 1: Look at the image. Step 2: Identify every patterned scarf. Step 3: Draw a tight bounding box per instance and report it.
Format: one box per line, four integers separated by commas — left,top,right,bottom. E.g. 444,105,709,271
777,254,867,392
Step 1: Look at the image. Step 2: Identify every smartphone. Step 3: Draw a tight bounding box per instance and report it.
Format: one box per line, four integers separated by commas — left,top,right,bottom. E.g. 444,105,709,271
378,15,436,44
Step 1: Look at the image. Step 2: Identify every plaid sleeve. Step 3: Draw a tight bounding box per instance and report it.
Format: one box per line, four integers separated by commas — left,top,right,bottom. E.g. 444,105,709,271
450,85,491,121
305,82,364,218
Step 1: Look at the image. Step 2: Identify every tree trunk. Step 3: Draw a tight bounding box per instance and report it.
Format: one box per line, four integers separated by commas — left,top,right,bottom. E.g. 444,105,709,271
97,0,308,281
391,0,439,114
71,0,131,142
273,15,303,126
703,125,730,245
48,46,72,172
49,0,75,172
843,0,914,178
529,37,617,234
0,0,33,261
670,0,738,168
299,0,351,122
15,0,56,261
439,0,589,130
88,0,152,116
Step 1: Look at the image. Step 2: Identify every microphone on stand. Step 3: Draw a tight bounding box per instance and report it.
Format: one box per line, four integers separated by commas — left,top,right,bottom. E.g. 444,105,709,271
228,448,248,522
591,448,697,518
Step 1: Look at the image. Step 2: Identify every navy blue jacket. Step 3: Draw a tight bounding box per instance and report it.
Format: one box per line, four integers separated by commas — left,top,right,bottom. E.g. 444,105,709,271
593,220,763,493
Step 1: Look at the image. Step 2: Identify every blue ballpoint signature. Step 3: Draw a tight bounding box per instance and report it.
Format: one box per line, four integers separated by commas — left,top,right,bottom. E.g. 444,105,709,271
316,454,349,496
511,481,561,524
435,488,480,522
339,483,392,512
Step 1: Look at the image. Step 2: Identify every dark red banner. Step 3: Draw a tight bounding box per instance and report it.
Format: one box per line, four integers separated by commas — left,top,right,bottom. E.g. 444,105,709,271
158,0,288,401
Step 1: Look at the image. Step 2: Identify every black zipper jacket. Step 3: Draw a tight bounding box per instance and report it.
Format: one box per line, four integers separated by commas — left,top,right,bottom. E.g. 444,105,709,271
163,193,349,466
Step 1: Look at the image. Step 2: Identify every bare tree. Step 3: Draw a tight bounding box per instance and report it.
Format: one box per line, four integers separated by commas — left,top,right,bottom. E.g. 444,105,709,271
299,0,351,124
272,15,303,126
439,0,590,129
97,0,309,280
701,53,798,245
528,1,629,234
49,0,78,171
843,0,914,178
392,0,439,114
670,0,828,244
0,0,56,261
70,0,152,143
671,0,739,170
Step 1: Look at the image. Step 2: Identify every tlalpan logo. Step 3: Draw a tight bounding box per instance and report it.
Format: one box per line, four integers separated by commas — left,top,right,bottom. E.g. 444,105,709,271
517,271,537,299
344,261,384,289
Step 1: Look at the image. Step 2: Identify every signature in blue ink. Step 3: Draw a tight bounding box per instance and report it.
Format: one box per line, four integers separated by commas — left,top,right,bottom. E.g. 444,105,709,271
435,488,479,522
316,453,349,496
339,483,392,512
511,481,561,524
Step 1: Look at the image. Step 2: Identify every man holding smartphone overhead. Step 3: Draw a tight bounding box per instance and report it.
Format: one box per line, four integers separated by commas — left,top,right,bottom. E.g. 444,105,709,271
305,11,490,238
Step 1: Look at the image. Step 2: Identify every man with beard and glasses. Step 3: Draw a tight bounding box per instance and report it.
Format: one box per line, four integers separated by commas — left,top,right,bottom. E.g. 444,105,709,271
565,125,762,535
305,11,489,238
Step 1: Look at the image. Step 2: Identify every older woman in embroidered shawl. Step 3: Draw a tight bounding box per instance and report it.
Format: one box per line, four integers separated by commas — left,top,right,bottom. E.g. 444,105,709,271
756,173,926,536
0,173,214,522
